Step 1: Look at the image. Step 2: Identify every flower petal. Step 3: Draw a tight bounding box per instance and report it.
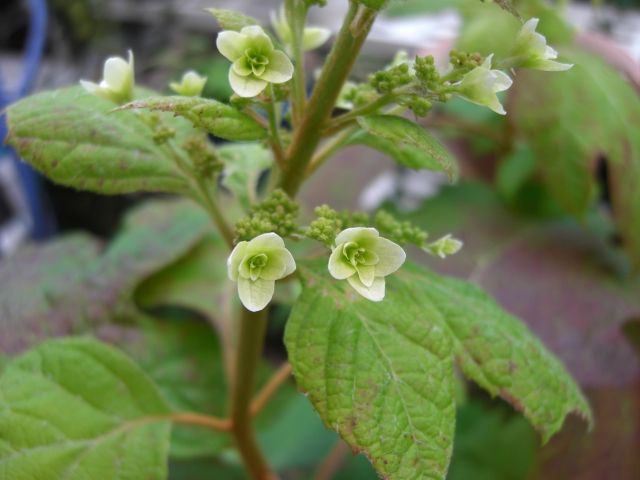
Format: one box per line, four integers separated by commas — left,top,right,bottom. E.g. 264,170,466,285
238,277,275,312
334,227,379,246
103,57,130,91
492,70,513,92
373,237,406,276
232,58,253,77
216,30,247,61
249,232,286,250
227,241,249,281
260,50,294,84
302,27,331,51
79,80,99,94
328,244,357,280
240,25,274,53
347,275,385,302
229,69,267,97
356,264,376,287
261,248,296,280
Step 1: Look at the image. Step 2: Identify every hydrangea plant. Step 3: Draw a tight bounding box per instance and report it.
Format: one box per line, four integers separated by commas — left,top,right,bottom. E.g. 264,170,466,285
2,1,590,479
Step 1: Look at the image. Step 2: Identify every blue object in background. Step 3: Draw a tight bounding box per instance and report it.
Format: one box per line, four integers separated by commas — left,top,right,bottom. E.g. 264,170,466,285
0,0,55,242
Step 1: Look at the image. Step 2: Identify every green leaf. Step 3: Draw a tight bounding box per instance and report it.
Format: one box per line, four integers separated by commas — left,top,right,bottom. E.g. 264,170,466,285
207,8,259,31
0,198,210,354
510,48,640,268
285,259,591,479
124,319,230,459
0,337,171,479
120,96,267,141
219,143,273,210
356,115,458,181
4,86,190,195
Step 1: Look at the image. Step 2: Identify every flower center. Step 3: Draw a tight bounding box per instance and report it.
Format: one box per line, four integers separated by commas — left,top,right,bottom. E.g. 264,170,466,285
248,253,268,281
245,49,270,76
343,242,371,267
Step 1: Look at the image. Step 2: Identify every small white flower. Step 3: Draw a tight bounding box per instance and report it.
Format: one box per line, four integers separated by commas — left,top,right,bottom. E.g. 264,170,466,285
512,18,572,72
270,7,330,53
455,55,512,115
227,232,296,312
216,25,294,98
328,227,406,302
169,70,207,97
80,50,135,104
424,234,463,259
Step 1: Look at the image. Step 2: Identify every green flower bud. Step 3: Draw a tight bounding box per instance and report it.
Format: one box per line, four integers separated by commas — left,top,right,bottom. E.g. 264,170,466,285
424,234,463,259
216,25,294,98
169,70,208,96
80,50,135,104
510,18,573,72
454,54,512,115
270,7,331,52
227,232,296,311
328,227,406,302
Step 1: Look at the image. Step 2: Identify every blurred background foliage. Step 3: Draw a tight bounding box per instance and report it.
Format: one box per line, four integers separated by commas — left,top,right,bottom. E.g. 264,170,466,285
1,0,639,478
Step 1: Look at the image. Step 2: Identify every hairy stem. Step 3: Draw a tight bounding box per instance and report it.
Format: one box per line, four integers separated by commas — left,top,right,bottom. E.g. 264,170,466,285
306,126,358,177
287,0,308,126
280,1,377,196
195,178,235,249
267,85,286,168
229,307,276,480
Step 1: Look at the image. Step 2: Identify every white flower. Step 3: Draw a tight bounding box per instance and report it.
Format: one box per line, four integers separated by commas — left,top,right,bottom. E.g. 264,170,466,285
216,25,294,98
328,227,406,302
424,234,463,259
80,50,134,104
169,70,207,97
455,55,512,115
227,233,296,312
512,18,572,72
270,7,330,52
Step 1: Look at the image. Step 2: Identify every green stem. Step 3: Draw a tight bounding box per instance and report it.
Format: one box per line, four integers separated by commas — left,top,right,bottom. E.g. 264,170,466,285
306,125,358,177
323,93,395,135
267,85,286,168
165,140,235,249
280,1,377,197
195,178,235,249
287,0,308,127
229,307,276,480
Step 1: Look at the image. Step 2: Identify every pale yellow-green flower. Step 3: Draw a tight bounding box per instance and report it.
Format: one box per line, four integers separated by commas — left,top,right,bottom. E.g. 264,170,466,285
455,54,512,115
80,50,134,104
425,234,463,259
511,18,572,72
328,228,406,302
270,7,330,52
227,233,296,312
216,25,294,98
169,71,207,97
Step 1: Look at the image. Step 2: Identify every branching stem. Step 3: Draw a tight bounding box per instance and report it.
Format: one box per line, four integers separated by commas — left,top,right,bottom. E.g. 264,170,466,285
251,362,293,416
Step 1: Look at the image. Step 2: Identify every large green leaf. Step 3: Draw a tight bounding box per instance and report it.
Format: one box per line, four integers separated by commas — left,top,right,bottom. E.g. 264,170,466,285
120,96,267,141
0,338,171,480
285,259,590,479
0,198,210,354
4,86,192,195
356,115,458,180
510,48,640,268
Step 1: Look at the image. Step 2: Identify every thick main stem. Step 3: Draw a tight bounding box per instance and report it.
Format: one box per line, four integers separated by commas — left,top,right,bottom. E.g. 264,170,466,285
229,307,276,480
280,2,377,196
